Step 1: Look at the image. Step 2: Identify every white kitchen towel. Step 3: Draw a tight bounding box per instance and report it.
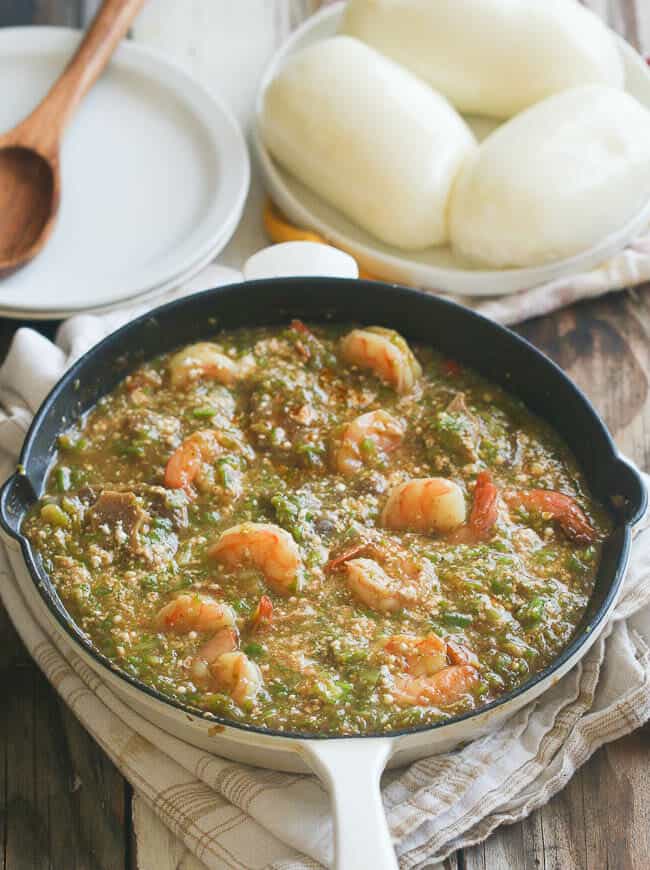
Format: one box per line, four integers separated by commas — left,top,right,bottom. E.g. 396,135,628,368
471,231,650,326
0,268,649,869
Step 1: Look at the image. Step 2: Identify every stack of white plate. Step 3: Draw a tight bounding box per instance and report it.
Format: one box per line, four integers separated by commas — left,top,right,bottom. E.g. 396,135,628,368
0,28,250,319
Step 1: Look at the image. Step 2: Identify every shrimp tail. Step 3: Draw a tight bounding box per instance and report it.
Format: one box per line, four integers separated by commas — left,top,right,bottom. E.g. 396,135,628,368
469,471,499,540
290,319,312,337
505,489,597,543
446,638,480,667
449,471,498,544
324,541,370,574
250,595,274,632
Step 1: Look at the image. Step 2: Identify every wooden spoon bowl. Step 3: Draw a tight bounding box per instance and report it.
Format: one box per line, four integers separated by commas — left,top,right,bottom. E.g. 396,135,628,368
0,0,145,278
0,148,57,274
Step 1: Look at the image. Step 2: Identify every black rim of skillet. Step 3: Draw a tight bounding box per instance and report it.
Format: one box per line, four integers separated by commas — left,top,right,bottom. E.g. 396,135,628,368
0,277,646,741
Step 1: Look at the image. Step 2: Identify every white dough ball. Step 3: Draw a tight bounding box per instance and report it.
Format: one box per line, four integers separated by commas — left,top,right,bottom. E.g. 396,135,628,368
260,36,476,250
448,86,650,268
342,0,624,119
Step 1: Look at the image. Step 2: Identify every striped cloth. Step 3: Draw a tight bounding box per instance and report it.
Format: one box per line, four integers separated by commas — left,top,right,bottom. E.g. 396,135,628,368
0,265,649,868
263,201,650,326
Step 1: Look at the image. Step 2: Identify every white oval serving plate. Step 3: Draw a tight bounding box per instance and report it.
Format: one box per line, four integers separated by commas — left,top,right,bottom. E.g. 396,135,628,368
0,27,249,318
253,1,650,296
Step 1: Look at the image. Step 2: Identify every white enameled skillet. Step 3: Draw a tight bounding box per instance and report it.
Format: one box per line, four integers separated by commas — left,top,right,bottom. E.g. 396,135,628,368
1,247,645,869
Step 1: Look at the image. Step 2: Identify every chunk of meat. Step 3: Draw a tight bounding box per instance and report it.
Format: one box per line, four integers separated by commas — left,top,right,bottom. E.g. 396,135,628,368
137,484,189,530
119,409,181,447
86,490,148,547
432,393,480,463
85,488,186,567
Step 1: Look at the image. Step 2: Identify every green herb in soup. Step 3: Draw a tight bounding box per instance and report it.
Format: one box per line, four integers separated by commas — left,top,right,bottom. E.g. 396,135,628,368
23,322,610,734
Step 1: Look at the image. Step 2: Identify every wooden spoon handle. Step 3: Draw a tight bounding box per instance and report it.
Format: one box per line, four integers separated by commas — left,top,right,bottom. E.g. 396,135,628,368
16,0,146,157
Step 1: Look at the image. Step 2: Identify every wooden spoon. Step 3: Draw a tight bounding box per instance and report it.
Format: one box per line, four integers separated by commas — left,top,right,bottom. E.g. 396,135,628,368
0,0,146,277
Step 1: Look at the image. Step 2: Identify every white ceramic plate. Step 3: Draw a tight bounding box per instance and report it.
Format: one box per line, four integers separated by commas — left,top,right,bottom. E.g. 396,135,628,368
0,206,242,321
254,2,650,296
0,28,250,318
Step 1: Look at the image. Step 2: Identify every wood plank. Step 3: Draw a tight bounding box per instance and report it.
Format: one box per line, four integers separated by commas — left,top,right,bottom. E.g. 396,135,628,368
81,0,101,25
1,600,129,870
33,0,82,27
463,288,650,870
0,6,128,869
519,291,650,464
0,1,39,26
464,723,650,870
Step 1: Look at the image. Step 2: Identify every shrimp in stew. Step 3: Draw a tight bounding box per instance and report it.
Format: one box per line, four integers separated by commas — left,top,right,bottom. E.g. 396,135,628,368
24,322,610,734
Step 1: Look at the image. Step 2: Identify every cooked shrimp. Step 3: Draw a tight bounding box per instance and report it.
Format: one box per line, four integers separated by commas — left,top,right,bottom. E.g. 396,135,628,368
164,429,222,495
209,522,303,595
450,471,499,544
383,634,448,675
197,626,239,661
381,477,466,534
169,342,241,389
340,327,422,393
155,594,237,634
333,410,405,476
190,629,263,706
209,651,264,705
381,632,479,707
164,429,245,498
394,665,479,707
504,489,597,543
327,535,438,611
344,557,420,613
190,626,239,685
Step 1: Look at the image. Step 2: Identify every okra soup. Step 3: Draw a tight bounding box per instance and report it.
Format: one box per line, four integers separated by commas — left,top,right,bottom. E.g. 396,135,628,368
24,322,611,735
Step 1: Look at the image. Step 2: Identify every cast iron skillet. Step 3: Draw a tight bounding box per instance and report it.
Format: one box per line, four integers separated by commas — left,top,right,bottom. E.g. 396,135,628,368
0,278,646,868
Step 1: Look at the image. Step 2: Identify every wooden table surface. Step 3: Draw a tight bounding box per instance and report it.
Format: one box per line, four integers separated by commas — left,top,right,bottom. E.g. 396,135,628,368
2,2,650,868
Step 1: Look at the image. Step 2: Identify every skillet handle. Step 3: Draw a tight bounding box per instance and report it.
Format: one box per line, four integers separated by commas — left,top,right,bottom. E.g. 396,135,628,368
613,455,648,530
298,737,396,870
0,471,36,539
